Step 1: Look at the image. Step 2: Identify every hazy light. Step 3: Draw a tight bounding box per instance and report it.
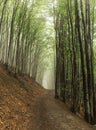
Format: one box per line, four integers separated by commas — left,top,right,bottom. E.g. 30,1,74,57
46,16,53,26
21,0,33,7
53,0,57,7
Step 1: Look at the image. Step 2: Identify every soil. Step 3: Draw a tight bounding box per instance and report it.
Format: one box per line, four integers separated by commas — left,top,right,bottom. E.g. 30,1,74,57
0,65,94,130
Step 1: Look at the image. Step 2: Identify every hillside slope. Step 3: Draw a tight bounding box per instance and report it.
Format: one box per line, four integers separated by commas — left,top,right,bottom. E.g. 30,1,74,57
0,65,45,130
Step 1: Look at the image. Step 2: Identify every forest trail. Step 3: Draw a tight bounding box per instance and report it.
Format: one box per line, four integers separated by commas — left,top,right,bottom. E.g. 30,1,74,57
0,65,94,130
31,91,94,130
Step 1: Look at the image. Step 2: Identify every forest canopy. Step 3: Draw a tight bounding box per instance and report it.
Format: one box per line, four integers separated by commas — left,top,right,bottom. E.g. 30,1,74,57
0,0,55,85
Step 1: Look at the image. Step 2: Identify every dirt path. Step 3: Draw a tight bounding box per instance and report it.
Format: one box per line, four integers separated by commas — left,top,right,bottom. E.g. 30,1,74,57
31,91,94,130
0,65,94,130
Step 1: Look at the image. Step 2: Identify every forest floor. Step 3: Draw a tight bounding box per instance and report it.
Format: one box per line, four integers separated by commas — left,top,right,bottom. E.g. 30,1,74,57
0,65,95,130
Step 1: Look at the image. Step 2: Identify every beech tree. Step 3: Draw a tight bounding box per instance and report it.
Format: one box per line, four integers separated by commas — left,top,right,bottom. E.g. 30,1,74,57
54,0,96,124
0,0,54,81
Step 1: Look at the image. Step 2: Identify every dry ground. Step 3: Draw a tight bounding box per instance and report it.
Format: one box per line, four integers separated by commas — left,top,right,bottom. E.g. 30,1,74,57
0,65,94,130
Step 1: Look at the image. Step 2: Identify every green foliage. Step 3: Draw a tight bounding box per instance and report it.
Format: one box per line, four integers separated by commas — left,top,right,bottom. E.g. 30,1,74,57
0,0,55,83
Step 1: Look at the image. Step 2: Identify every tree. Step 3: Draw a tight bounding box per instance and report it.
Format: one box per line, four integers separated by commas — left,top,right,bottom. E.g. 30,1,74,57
54,0,96,124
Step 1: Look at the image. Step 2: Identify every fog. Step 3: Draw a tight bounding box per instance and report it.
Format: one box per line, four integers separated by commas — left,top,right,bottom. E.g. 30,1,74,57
42,69,55,89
